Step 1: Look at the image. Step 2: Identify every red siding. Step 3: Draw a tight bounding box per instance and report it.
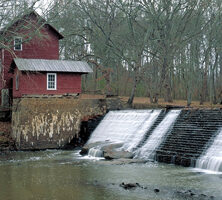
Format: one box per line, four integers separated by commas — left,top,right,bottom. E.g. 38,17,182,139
1,26,60,90
13,69,82,98
0,21,59,92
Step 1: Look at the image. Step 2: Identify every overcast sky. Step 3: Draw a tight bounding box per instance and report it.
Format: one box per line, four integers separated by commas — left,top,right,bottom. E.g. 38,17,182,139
34,0,54,15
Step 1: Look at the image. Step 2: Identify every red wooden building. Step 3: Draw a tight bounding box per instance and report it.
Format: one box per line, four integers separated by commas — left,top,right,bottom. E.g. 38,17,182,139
0,11,92,105
10,58,92,98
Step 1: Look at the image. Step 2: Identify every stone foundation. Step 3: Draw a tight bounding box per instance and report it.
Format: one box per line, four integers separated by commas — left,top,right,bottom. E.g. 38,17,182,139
12,96,123,150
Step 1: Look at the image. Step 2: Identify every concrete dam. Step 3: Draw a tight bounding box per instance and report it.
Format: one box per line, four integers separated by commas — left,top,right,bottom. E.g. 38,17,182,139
84,109,222,172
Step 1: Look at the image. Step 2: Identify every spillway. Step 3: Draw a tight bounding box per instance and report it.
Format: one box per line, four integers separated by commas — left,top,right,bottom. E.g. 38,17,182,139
196,128,222,172
121,110,161,152
87,110,160,147
84,108,222,167
135,110,181,160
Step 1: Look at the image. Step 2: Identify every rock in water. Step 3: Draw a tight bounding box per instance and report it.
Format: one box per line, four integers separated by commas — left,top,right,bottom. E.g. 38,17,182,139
154,188,160,193
104,150,134,160
102,143,133,159
119,182,140,190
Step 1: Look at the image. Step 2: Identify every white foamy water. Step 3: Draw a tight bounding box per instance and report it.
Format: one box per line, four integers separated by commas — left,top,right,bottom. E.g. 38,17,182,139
87,110,158,145
135,110,181,160
88,147,104,157
196,128,222,172
122,110,161,152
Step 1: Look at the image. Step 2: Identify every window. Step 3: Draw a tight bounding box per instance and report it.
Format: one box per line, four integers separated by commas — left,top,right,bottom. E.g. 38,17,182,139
14,37,22,51
47,73,57,90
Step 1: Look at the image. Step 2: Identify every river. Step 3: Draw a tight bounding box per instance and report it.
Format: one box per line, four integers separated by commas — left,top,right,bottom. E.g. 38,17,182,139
0,150,222,200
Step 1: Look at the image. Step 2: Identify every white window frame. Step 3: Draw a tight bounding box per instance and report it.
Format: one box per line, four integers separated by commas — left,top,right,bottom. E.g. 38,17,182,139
47,73,57,90
14,37,22,51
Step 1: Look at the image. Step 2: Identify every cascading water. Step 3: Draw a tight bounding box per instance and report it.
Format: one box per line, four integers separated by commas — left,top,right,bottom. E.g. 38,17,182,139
121,110,161,152
86,110,161,157
196,128,222,172
88,147,104,157
135,110,181,160
87,110,159,144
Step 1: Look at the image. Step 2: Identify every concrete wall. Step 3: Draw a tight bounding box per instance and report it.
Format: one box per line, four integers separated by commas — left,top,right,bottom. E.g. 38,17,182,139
12,97,123,150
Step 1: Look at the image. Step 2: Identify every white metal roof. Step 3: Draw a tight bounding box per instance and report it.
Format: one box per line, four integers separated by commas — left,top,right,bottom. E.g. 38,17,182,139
13,58,93,73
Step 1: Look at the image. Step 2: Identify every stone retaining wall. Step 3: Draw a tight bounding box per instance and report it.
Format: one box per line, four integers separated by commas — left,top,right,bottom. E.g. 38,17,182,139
12,96,123,150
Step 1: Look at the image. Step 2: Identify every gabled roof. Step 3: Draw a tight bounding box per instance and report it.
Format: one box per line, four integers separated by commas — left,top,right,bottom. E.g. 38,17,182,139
11,58,93,73
1,10,63,40
29,11,64,40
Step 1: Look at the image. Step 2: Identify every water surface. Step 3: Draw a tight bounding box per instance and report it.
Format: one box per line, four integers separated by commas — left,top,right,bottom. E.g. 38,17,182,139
0,150,222,200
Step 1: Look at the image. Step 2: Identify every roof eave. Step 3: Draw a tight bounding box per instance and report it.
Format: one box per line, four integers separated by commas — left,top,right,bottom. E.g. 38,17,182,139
46,24,64,40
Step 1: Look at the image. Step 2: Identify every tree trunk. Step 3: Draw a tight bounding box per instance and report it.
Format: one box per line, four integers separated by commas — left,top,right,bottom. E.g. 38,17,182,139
187,85,192,106
200,49,210,105
127,72,138,106
210,52,218,104
163,59,173,102
116,64,119,96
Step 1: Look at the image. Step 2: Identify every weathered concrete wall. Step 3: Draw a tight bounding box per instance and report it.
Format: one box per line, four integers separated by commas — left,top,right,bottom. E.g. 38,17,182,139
12,97,123,150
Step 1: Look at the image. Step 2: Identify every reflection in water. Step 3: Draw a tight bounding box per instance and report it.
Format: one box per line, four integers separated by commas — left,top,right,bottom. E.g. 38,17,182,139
0,150,222,200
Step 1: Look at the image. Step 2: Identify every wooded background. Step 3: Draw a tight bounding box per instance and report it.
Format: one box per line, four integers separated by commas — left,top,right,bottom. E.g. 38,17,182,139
1,0,222,106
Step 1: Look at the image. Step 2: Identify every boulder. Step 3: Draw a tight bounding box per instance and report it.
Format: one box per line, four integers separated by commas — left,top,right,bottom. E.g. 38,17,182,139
104,149,134,160
101,142,123,151
102,142,133,159
80,141,134,160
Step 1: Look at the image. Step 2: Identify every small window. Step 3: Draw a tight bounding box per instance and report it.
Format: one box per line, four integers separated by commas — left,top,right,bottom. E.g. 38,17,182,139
14,37,22,51
47,73,57,90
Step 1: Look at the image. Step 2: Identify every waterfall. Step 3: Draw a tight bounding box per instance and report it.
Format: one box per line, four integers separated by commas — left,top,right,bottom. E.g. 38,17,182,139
88,147,104,157
135,110,181,160
87,110,159,145
121,110,161,152
196,128,222,172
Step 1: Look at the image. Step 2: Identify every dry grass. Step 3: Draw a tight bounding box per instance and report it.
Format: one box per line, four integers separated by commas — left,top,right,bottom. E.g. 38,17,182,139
80,94,106,99
120,96,222,108
81,93,222,109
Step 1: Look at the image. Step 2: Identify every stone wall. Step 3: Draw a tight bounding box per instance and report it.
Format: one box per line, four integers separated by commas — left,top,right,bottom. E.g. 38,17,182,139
12,96,123,150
